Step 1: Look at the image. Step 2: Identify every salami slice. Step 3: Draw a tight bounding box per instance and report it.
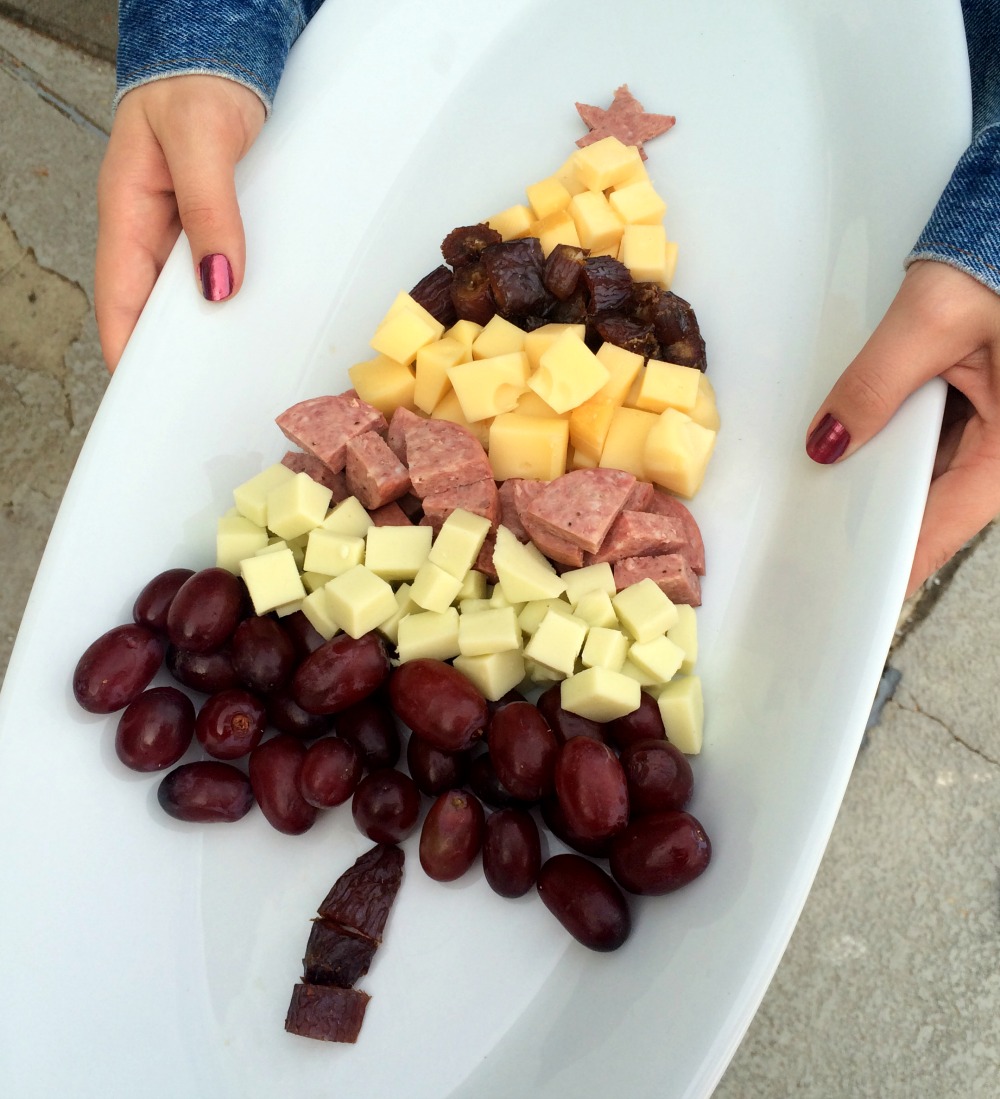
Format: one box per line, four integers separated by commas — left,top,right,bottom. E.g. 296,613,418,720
524,468,636,554
344,431,411,510
385,405,425,463
276,394,387,474
420,478,500,533
368,501,413,527
403,417,494,499
644,489,706,575
584,510,686,565
612,553,702,607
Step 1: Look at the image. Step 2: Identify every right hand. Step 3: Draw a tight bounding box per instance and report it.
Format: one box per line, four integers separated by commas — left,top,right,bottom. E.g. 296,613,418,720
95,74,266,371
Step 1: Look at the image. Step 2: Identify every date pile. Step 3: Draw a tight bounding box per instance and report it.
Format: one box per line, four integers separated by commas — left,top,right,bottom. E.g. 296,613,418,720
73,562,711,953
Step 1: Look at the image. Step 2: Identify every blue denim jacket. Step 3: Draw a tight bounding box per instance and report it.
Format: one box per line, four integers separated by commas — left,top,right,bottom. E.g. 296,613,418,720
118,0,1000,292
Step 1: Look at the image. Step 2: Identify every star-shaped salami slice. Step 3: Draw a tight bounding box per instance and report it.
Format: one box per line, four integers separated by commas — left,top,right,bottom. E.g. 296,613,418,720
575,84,676,160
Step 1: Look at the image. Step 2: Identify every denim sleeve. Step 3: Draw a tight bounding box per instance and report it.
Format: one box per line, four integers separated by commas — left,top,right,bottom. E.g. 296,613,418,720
115,0,327,115
906,0,1000,293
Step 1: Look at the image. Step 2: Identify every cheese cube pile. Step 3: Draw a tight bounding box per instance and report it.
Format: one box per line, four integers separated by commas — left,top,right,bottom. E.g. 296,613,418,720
217,470,704,753
345,134,720,499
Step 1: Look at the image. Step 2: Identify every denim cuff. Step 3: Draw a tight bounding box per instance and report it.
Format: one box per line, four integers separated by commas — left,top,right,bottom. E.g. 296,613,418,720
906,124,1000,296
115,0,316,115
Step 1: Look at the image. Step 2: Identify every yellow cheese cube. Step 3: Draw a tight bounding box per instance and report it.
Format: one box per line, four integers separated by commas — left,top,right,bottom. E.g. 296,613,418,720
324,564,397,638
573,588,619,629
377,581,419,646
568,447,598,470
303,529,365,577
428,508,492,579
572,136,644,191
560,666,641,722
233,463,295,527
633,358,702,414
363,524,433,582
561,562,617,606
266,471,333,540
410,560,464,613
619,657,660,688
581,627,629,672
688,372,721,432
453,649,527,702
526,175,573,219
458,605,521,657
663,239,679,289
568,398,616,462
370,300,445,366
216,514,268,574
517,597,575,636
514,388,567,419
240,547,307,616
523,323,587,371
607,179,667,225
608,157,650,189
459,597,494,615
299,587,342,641
620,223,670,286
656,675,704,754
553,154,590,196
523,608,589,677
444,319,484,351
667,603,698,674
456,569,489,601
488,585,524,611
492,525,566,603
348,354,416,416
447,352,530,422
488,412,569,481
643,408,718,498
613,578,679,642
472,315,526,359
627,635,686,682
320,496,373,538
593,342,644,405
530,329,610,414
531,209,582,255
486,203,533,241
413,337,468,414
430,390,492,448
300,570,333,593
396,607,461,663
599,406,659,477
567,189,624,253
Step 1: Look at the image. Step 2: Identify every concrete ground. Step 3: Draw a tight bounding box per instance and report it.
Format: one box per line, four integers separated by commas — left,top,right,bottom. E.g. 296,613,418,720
1,9,998,1097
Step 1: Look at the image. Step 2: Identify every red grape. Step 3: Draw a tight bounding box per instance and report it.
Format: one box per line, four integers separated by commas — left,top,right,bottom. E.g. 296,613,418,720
115,686,194,772
388,659,487,751
299,736,363,808
157,761,254,823
554,736,629,843
351,768,420,844
609,810,712,895
132,568,194,633
166,567,244,653
536,853,631,952
419,789,485,882
195,688,267,760
248,734,318,835
73,623,164,714
482,808,541,898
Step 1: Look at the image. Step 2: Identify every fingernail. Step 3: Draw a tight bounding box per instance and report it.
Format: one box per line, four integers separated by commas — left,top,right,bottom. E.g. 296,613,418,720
199,253,233,301
806,413,850,464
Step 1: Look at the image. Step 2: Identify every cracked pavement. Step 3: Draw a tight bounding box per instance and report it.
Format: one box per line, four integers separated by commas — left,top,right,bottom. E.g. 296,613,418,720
1,8,998,1097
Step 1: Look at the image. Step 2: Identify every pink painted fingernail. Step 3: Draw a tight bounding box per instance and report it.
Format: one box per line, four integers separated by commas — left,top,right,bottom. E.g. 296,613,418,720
199,253,233,301
806,413,850,464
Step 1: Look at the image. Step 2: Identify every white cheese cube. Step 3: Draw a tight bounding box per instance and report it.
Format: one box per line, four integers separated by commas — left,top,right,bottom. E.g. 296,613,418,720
517,598,575,636
411,560,464,613
299,588,342,640
627,635,685,682
561,562,616,606
266,471,333,540
458,606,521,657
324,564,397,638
667,603,698,674
459,597,494,614
216,514,268,574
456,570,489,601
240,547,307,616
523,608,589,677
560,666,641,722
396,607,461,662
300,570,334,593
656,675,704,754
581,627,629,672
453,649,526,702
522,656,565,684
377,582,420,646
492,525,566,603
618,658,661,688
233,462,295,527
320,496,373,538
572,588,619,629
428,508,492,579
363,524,433,582
304,529,366,577
612,578,679,642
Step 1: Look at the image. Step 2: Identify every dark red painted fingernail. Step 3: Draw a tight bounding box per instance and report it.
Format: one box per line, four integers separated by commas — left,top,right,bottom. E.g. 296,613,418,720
199,253,233,301
806,413,850,463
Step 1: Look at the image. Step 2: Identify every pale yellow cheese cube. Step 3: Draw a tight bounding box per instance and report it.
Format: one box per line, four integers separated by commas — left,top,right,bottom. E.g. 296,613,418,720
568,398,616,462
488,412,569,481
572,136,644,191
523,656,565,684
274,599,305,618
613,577,679,642
608,157,650,189
396,607,461,663
552,154,590,196
413,337,467,414
430,390,492,449
448,352,529,422
216,514,268,574
517,597,575,636
410,560,464,613
488,584,525,612
656,675,704,754
523,608,589,677
688,373,721,432
428,508,491,579
561,562,617,606
627,635,686,682
620,223,670,286
300,570,334,593
599,405,659,477
514,388,567,419
445,319,484,351
492,525,566,603
567,189,624,253
573,588,619,629
233,463,295,527
320,496,373,538
634,358,702,415
619,657,661,688
663,240,679,289
377,581,420,646
560,666,641,722
370,299,444,366
607,179,667,225
530,329,610,414
593,342,644,405
458,605,521,657
568,447,599,471
581,627,629,672
348,354,416,415
303,529,365,577
531,210,582,256
526,175,573,219
324,564,397,638
487,203,533,241
643,408,718,498
363,524,433,582
299,587,342,641
266,471,333,540
456,569,489,601
240,547,307,616
459,596,494,615
453,649,527,702
667,603,698,674
472,314,527,359
523,323,587,371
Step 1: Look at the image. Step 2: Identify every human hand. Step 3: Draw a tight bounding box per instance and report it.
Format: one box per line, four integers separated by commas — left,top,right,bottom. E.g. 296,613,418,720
805,260,1000,596
95,75,266,371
